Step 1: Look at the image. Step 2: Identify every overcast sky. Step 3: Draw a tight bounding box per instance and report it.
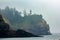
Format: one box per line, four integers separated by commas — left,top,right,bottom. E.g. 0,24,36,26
0,0,60,33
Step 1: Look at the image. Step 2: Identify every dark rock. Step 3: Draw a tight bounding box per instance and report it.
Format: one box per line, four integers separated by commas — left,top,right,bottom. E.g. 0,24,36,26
0,7,51,36
16,29,40,37
0,14,10,37
0,14,41,38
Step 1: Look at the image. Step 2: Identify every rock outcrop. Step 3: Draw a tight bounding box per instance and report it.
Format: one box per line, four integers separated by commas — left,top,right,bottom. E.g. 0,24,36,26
0,7,51,36
21,15,51,35
0,14,40,38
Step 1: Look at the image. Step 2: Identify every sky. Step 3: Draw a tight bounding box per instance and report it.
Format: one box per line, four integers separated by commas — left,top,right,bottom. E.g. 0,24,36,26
0,0,60,33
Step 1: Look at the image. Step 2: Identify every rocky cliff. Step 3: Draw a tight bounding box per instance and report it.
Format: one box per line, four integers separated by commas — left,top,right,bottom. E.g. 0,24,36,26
20,15,51,35
0,7,51,36
0,14,40,38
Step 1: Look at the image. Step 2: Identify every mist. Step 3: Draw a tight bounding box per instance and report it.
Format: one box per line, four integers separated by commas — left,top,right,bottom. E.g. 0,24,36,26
0,0,60,33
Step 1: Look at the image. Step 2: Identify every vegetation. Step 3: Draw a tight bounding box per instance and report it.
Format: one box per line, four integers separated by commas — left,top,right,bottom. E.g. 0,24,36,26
0,6,51,35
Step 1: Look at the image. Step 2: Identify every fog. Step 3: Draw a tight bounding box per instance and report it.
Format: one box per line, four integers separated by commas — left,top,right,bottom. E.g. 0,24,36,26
0,0,60,33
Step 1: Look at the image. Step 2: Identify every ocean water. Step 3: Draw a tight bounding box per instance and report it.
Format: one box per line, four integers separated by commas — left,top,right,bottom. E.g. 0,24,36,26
0,33,60,40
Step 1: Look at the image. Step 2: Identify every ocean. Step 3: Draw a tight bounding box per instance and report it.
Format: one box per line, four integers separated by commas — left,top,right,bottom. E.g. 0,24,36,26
0,33,60,40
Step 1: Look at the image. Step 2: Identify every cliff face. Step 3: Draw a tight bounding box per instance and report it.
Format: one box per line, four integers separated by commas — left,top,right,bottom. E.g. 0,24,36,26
0,14,10,37
0,7,51,36
0,14,40,37
20,15,51,35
